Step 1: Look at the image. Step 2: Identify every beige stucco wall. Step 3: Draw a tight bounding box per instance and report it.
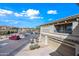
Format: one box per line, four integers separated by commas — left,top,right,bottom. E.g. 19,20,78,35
40,24,57,33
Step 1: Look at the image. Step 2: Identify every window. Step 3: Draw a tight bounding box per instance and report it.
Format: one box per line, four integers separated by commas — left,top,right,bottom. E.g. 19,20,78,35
65,23,72,34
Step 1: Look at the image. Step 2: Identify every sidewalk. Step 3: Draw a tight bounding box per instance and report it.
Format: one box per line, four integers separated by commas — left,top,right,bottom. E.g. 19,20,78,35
15,41,59,56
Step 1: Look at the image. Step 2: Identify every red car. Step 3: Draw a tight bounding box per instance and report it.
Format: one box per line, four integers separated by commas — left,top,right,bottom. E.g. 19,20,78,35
9,35,20,40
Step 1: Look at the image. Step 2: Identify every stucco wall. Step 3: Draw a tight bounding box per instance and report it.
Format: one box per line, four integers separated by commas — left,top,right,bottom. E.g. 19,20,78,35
40,24,57,33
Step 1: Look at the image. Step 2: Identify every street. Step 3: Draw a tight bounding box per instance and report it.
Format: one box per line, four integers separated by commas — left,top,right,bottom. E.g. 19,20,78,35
0,32,39,56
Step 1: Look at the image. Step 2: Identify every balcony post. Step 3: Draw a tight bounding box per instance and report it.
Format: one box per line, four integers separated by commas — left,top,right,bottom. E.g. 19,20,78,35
72,20,79,35
39,33,41,42
45,35,48,45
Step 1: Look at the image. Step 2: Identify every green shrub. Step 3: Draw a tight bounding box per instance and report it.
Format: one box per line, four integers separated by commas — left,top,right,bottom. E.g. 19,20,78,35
29,44,40,50
30,44,36,50
34,44,40,48
7,31,10,34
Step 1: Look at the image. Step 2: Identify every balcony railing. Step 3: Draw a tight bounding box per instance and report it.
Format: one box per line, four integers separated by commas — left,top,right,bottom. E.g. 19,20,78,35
40,32,79,44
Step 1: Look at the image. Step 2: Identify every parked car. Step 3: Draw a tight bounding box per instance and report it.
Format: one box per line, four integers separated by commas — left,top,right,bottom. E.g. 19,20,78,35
9,35,20,40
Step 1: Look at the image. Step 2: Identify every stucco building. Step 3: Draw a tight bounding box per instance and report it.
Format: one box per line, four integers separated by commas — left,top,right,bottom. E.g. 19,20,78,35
39,14,79,56
18,28,31,33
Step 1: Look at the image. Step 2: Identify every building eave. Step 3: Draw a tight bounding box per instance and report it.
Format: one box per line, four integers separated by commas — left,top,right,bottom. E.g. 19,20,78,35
40,14,79,27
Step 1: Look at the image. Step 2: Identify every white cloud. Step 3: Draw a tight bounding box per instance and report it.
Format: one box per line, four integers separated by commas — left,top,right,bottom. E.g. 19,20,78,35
21,9,43,19
47,10,57,14
0,9,13,16
0,8,43,20
14,13,23,17
29,16,43,19
23,9,40,16
0,9,23,17
0,19,19,24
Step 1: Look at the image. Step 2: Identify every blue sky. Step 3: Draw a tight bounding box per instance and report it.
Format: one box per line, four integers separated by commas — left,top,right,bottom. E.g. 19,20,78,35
0,3,79,28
